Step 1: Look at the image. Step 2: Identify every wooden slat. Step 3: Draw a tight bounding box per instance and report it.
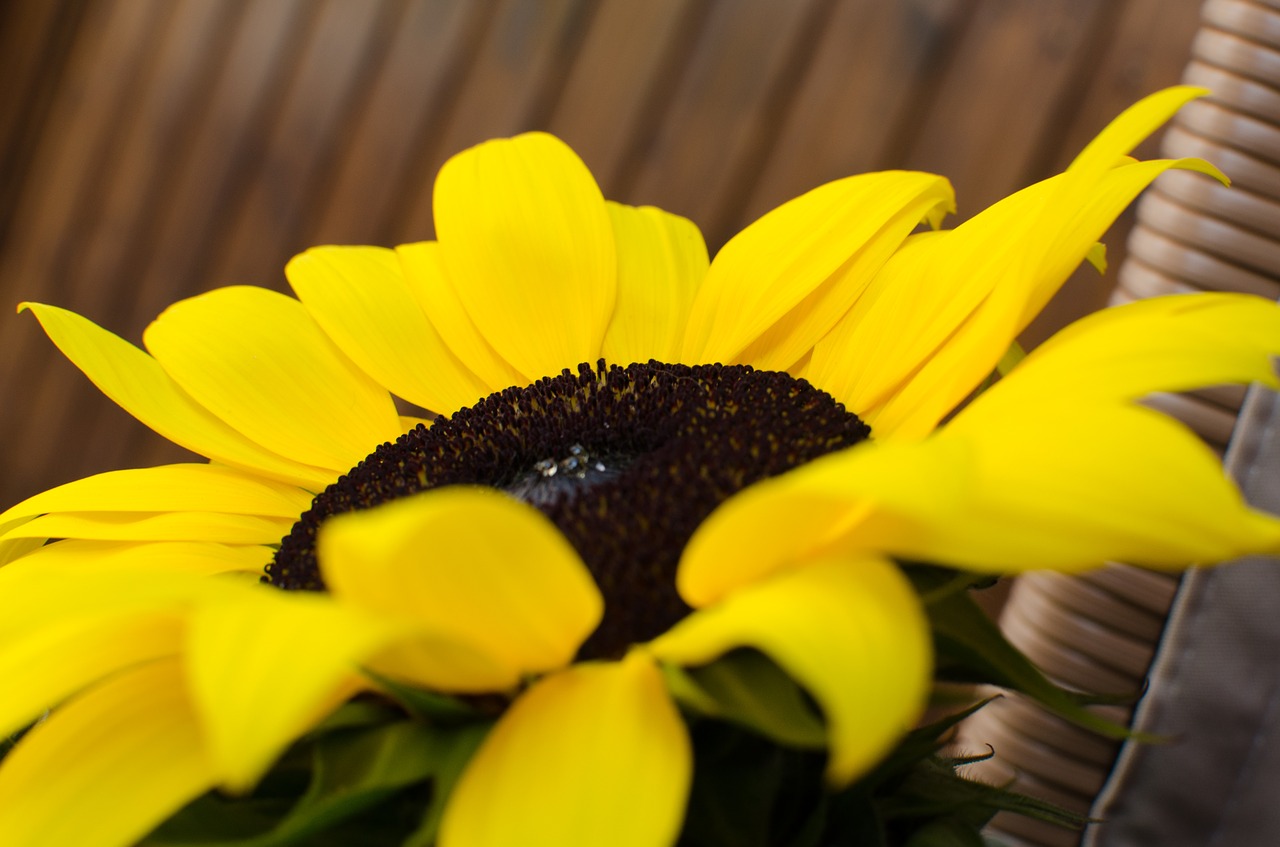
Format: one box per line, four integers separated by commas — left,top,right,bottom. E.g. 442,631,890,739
207,0,405,288
0,0,90,243
66,0,244,307
0,0,167,334
738,0,973,228
0,0,1218,508
620,0,833,250
306,0,490,246
900,0,1115,217
116,0,316,328
548,0,708,195
1021,0,1205,347
103,0,325,475
392,0,599,243
0,0,177,495
1,0,317,503
32,0,251,480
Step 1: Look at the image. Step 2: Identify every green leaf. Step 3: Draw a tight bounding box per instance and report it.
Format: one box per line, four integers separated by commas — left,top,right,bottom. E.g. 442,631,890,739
824,788,889,847
665,649,826,749
142,795,295,845
369,673,490,725
678,725,787,847
881,757,1085,832
400,722,489,847
307,699,402,736
677,722,834,847
662,662,723,716
924,587,1140,740
904,818,986,847
145,719,490,847
874,697,995,777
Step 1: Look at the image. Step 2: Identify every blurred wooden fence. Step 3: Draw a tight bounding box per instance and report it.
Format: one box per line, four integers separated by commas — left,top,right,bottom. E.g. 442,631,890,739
0,0,1203,506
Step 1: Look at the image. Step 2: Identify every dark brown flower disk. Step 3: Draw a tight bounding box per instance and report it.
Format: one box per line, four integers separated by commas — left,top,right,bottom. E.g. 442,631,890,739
267,361,871,659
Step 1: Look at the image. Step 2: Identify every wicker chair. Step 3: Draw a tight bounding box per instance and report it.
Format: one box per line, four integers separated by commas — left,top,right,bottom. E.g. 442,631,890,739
958,2,1280,843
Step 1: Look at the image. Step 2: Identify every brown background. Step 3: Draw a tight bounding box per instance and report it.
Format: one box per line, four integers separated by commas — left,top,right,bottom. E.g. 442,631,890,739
0,0,1205,507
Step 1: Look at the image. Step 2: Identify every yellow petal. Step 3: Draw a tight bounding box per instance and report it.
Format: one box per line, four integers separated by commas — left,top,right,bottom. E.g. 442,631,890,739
287,245,490,415
0,464,312,530
440,652,690,847
3,539,270,576
18,303,335,490
0,511,292,546
0,659,216,847
853,158,1220,441
396,241,528,393
601,202,708,365
319,488,603,691
1016,156,1225,328
1067,86,1207,182
704,404,1280,575
806,229,951,413
0,609,182,739
185,587,402,791
681,171,954,369
899,403,1280,572
0,535,45,566
652,557,931,785
953,293,1280,432
434,132,615,381
143,286,402,472
677,437,966,607
363,629,526,695
809,90,1216,437
0,568,221,638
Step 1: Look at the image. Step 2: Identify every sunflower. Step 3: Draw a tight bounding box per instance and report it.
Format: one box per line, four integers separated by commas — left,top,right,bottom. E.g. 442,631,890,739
2,86,1280,847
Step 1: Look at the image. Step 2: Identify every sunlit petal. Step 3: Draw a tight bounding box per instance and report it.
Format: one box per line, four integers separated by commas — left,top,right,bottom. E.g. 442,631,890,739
434,132,615,381
143,286,402,471
0,535,48,566
653,557,931,784
678,437,966,607
682,171,954,370
0,610,182,739
396,241,528,393
813,158,1220,441
0,569,221,639
0,659,216,847
1017,155,1225,328
18,303,333,489
0,464,311,529
3,539,269,576
809,87,1216,439
0,511,292,546
440,653,689,847
602,202,708,365
185,587,404,791
953,293,1280,432
287,245,490,415
1067,86,1207,181
693,404,1280,579
319,488,603,690
895,403,1280,572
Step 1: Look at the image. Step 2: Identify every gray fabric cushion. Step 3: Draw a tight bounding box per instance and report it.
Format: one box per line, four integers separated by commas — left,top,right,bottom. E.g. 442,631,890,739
1084,383,1280,846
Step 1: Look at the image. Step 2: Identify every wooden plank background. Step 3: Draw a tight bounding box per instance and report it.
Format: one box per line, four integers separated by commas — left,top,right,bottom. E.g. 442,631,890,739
0,0,1206,507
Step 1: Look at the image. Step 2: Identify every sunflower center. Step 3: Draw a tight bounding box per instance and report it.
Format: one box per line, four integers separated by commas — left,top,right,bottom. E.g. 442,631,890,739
267,361,870,659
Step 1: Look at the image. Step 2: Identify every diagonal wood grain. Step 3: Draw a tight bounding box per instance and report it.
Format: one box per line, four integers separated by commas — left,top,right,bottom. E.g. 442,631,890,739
2,0,1207,511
